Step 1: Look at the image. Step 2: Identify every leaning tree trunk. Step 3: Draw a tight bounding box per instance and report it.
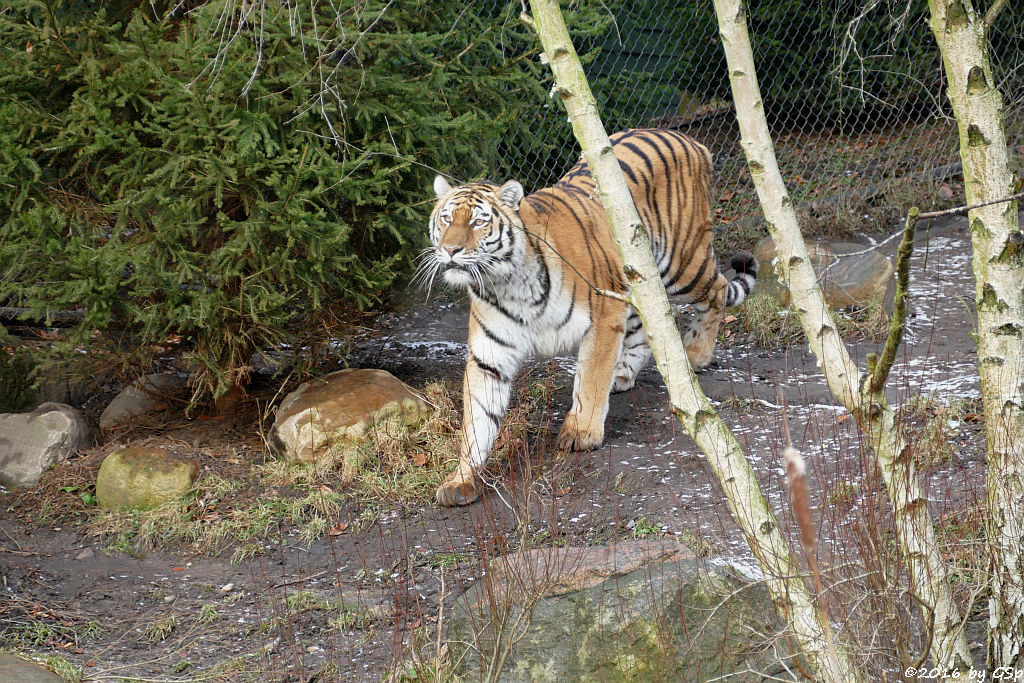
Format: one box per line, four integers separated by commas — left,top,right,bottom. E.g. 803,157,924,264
527,1,857,679
928,0,1024,668
711,0,973,669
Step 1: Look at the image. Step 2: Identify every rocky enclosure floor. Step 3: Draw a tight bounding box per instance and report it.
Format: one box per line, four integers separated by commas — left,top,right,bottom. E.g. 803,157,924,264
0,212,994,680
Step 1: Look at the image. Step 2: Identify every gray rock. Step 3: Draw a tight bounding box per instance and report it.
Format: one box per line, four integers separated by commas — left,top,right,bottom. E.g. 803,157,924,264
446,541,791,682
0,403,91,488
754,237,896,312
95,446,198,509
269,368,429,463
0,653,65,682
99,372,188,431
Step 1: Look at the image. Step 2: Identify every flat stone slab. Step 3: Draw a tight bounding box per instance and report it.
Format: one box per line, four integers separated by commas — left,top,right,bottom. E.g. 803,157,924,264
447,541,789,681
96,446,198,509
0,654,65,682
269,368,429,463
755,237,896,312
0,402,91,488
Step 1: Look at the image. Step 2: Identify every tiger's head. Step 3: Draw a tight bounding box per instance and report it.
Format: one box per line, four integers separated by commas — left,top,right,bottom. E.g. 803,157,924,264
420,175,525,292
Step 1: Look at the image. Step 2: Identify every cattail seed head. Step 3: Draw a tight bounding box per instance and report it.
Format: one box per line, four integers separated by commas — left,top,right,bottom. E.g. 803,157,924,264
784,446,817,554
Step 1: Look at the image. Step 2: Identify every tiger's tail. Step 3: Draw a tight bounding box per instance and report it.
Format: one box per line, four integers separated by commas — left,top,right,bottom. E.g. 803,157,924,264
724,253,758,307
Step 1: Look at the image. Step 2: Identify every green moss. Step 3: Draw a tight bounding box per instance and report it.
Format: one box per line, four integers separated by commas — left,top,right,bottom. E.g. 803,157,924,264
971,216,993,239
996,232,1024,266
946,0,970,28
968,124,989,147
979,284,1011,313
967,65,989,94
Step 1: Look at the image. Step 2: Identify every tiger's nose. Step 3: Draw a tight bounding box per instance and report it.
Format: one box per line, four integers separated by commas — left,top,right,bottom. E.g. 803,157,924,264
443,246,463,257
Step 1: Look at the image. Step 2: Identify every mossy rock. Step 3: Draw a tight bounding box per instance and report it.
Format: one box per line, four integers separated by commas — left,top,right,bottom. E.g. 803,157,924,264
446,542,793,681
96,447,197,509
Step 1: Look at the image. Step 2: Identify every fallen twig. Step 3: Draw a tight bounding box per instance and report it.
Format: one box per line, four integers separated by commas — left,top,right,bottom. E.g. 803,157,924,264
269,568,330,589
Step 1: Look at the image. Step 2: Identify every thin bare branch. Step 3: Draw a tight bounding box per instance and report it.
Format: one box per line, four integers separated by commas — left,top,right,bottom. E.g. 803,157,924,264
918,189,1024,220
985,0,1010,31
868,207,917,395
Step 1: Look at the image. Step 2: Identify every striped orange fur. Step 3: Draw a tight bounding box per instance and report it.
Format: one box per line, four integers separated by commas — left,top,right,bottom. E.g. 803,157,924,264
420,129,757,505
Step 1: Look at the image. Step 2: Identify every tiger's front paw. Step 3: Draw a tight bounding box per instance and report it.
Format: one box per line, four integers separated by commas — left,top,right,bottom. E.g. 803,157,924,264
435,465,480,506
556,414,604,451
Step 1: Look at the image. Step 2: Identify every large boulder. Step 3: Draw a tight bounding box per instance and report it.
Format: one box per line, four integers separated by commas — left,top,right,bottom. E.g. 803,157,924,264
95,447,198,509
99,372,188,431
269,369,429,463
446,541,790,681
754,237,896,312
0,402,91,488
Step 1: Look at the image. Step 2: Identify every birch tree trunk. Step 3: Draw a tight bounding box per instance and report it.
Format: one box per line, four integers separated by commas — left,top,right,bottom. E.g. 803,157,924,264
528,1,857,679
927,0,1024,668
711,0,973,669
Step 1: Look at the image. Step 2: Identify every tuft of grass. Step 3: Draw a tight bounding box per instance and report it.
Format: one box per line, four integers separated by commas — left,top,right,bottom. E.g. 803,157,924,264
900,396,978,470
611,470,643,494
45,655,83,682
5,620,102,649
386,617,451,683
738,290,889,347
834,299,890,342
426,552,468,570
286,590,332,612
717,395,758,412
143,614,178,642
629,516,665,540
737,291,803,348
330,609,374,632
312,661,344,679
199,603,220,624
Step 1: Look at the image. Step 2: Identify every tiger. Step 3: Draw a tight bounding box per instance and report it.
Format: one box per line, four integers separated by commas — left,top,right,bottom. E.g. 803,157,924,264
421,128,757,506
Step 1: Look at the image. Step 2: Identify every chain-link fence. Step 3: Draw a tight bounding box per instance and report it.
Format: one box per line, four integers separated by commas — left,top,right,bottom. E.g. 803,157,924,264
490,1,1024,240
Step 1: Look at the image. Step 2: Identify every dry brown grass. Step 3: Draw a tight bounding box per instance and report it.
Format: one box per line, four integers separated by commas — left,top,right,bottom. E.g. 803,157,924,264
735,290,889,348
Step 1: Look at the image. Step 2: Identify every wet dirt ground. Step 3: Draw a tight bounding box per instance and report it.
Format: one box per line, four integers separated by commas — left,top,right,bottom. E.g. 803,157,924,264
0,211,996,680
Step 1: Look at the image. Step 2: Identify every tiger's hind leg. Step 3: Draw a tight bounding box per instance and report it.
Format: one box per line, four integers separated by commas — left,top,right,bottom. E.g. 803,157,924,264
557,299,628,450
611,308,651,392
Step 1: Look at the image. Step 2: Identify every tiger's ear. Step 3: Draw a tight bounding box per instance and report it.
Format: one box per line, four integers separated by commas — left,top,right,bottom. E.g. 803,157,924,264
498,180,524,210
433,174,453,199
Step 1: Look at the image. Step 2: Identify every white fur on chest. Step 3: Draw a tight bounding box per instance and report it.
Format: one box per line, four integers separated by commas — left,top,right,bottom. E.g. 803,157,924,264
471,276,590,361
528,288,590,358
